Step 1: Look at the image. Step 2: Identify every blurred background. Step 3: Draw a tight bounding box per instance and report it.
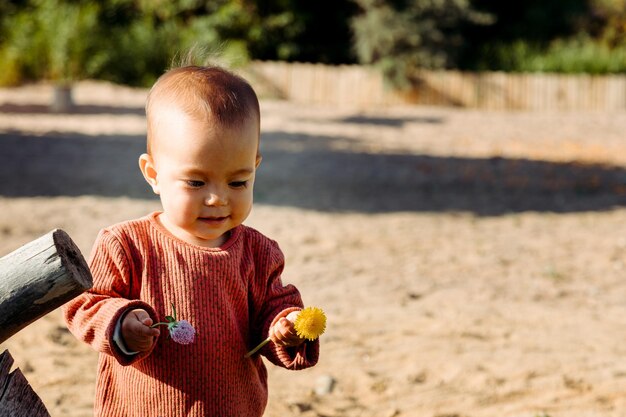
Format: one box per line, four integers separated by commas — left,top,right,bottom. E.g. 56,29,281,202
0,2,626,417
0,0,625,87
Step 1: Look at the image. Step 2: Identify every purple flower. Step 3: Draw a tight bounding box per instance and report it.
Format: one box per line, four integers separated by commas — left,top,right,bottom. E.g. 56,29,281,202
151,303,196,345
170,320,195,345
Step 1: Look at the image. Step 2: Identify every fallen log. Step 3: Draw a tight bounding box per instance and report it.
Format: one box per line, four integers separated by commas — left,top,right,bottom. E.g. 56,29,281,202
0,229,92,343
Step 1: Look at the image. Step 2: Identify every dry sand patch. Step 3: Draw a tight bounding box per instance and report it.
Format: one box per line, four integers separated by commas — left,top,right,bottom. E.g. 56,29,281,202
0,81,625,417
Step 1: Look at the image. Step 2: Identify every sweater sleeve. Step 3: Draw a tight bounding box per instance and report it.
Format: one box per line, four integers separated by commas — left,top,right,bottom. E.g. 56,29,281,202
63,229,157,366
251,238,319,370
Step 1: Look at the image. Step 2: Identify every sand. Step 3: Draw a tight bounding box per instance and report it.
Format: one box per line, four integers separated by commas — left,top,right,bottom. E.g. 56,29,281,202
0,81,626,417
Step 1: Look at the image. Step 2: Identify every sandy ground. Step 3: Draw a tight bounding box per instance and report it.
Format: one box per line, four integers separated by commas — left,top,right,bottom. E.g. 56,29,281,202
1,81,626,417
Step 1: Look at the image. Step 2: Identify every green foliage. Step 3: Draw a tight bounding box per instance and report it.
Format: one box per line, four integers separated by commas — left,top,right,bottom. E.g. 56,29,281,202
0,0,624,86
77,1,249,86
0,0,104,84
587,0,626,46
98,17,179,86
350,0,493,88
468,0,588,43
475,35,626,74
0,0,316,86
252,1,357,63
460,0,626,73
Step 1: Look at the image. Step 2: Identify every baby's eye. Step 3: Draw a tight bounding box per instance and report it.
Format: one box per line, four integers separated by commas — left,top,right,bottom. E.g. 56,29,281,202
185,180,205,188
229,181,248,188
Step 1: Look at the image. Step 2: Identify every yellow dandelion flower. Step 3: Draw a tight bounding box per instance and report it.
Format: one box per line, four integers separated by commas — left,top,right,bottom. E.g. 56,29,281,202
294,307,327,341
244,306,327,358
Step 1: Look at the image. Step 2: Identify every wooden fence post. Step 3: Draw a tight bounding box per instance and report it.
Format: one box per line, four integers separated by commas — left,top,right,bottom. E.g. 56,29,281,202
0,350,50,417
0,229,92,344
0,229,93,417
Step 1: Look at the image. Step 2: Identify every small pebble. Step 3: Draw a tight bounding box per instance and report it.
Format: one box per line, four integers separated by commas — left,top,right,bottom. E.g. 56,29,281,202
315,374,336,396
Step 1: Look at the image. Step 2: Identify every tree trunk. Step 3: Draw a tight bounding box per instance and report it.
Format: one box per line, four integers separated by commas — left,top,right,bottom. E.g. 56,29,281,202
0,229,92,344
50,84,74,113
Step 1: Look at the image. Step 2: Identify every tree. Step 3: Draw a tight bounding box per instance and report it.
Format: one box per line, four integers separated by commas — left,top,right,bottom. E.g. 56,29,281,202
350,0,493,87
0,0,339,87
587,0,626,46
252,0,358,64
458,0,626,73
0,0,104,110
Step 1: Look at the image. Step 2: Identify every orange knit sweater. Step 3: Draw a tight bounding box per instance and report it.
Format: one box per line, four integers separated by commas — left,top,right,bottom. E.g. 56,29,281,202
64,212,319,417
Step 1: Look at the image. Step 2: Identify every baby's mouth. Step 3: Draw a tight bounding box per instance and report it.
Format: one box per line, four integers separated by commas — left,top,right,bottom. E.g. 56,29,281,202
199,216,228,223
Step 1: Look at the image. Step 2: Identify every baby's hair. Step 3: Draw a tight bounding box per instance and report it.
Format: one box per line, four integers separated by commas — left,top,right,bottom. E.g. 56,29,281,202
145,65,260,155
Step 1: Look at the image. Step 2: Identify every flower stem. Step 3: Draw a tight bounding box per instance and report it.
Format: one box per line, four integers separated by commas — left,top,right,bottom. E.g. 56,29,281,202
150,322,171,328
245,337,270,358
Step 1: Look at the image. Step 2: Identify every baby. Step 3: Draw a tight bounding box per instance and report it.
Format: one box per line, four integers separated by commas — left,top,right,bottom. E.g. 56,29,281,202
64,65,319,417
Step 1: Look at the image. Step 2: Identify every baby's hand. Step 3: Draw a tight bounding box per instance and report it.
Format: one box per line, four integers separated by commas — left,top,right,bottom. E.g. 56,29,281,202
269,311,304,348
121,309,160,352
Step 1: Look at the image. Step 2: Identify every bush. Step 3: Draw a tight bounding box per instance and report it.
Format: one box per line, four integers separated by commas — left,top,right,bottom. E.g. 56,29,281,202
477,35,626,74
0,0,103,85
0,0,309,87
350,0,493,88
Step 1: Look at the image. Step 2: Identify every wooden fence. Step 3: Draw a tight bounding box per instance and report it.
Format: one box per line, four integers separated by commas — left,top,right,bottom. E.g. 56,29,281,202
0,229,93,417
243,61,626,111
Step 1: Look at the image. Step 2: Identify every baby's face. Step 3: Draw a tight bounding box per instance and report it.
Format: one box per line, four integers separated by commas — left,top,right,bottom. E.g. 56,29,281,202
147,106,260,247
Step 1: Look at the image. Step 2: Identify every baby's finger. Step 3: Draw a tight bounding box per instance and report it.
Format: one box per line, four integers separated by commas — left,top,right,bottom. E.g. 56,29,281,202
131,309,151,323
269,324,284,343
141,318,160,337
270,321,297,345
281,318,299,336
125,320,156,340
135,322,160,338
285,311,299,323
129,310,159,337
283,331,303,345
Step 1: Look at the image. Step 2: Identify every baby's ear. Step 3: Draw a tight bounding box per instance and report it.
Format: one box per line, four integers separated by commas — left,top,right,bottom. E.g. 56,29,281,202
138,153,160,194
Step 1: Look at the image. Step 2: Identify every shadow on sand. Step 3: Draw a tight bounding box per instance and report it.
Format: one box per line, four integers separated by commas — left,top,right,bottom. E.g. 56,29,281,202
0,103,145,116
0,130,624,215
332,115,443,127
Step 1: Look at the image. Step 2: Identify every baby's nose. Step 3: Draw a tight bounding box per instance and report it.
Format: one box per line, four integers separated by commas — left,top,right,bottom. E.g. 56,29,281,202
205,192,227,206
